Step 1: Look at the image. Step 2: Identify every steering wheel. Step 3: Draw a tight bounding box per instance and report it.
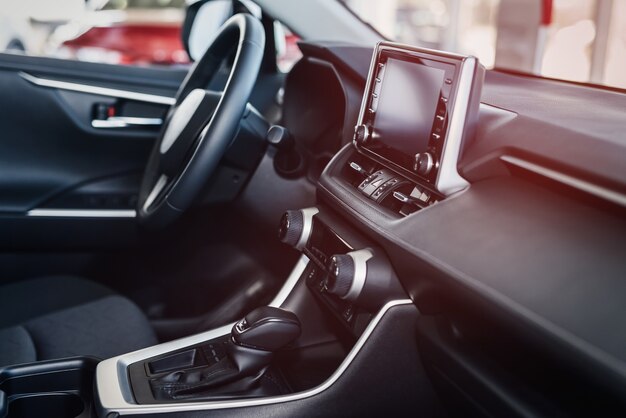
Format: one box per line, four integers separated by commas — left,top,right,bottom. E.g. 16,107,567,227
137,14,265,227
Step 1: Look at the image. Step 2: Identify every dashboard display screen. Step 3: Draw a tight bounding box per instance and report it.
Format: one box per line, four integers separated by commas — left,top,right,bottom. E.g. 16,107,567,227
374,58,445,156
355,43,484,194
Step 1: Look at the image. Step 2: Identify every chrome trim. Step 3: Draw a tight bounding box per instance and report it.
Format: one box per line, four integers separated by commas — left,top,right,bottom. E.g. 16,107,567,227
435,55,475,195
295,207,319,250
501,155,626,208
19,72,176,106
97,294,412,415
392,191,410,203
344,249,373,301
26,209,136,218
267,254,310,307
92,117,163,129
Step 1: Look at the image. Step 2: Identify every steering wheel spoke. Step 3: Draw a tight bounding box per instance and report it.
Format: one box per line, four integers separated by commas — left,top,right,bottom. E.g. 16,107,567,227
136,14,265,228
142,174,170,213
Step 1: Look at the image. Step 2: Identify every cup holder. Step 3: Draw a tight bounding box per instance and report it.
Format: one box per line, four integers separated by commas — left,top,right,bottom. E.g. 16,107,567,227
8,393,84,418
0,357,97,418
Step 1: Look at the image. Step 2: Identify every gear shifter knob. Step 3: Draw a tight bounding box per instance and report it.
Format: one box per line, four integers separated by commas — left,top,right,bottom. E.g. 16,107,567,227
232,306,301,351
228,306,301,376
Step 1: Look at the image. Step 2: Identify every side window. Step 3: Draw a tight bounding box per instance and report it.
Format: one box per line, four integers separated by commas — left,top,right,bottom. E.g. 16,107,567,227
0,0,189,67
1,0,304,71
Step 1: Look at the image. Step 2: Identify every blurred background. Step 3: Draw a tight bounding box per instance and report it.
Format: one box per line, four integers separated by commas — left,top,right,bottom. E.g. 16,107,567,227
344,0,625,89
0,0,623,88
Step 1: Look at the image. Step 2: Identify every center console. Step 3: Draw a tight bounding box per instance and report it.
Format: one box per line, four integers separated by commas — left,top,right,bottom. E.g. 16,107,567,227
92,206,434,417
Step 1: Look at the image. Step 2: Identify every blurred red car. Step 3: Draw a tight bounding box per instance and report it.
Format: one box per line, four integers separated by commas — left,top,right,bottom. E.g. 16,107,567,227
59,11,300,69
61,22,190,66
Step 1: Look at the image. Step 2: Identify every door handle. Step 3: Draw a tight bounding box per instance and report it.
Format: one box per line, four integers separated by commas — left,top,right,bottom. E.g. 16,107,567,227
91,116,163,129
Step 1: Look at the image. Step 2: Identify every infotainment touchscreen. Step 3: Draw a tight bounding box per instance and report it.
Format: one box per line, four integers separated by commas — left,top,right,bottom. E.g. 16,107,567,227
354,42,484,195
374,58,445,157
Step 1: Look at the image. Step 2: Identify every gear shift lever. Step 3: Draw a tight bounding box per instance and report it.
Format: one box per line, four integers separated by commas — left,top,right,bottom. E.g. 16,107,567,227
152,307,301,400
229,306,301,375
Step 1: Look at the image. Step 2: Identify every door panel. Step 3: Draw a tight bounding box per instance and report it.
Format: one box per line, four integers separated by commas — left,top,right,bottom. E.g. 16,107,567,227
0,53,188,248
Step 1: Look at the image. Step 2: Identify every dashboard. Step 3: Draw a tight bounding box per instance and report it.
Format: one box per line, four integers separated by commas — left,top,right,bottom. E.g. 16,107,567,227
282,41,626,416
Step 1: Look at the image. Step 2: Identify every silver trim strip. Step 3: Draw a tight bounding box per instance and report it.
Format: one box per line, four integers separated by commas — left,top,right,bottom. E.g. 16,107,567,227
501,155,626,208
27,209,136,218
344,249,373,301
267,254,310,307
19,72,176,106
92,117,163,129
435,55,475,195
295,207,319,250
98,295,412,415
96,254,311,414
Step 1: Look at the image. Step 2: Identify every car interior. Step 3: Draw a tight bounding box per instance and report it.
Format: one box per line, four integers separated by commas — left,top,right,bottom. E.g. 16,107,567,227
0,0,625,417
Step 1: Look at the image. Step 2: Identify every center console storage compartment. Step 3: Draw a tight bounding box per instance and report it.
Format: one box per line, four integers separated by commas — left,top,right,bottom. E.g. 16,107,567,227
0,357,97,418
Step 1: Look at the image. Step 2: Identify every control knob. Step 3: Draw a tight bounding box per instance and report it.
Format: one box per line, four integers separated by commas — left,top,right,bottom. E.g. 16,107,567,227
325,249,405,308
414,152,434,176
278,208,319,251
353,124,370,144
325,254,356,299
325,249,372,302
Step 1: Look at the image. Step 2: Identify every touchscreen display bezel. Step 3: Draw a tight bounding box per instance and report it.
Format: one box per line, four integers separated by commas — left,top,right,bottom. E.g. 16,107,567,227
354,42,483,195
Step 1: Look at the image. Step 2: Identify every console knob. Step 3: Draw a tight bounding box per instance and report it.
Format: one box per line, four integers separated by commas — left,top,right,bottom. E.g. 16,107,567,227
353,124,370,144
278,208,319,250
414,152,434,176
325,249,373,301
326,254,355,298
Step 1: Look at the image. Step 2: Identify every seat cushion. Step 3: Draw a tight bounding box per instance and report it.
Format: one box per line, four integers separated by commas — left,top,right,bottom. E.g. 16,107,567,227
0,277,157,367
0,276,114,328
0,326,37,366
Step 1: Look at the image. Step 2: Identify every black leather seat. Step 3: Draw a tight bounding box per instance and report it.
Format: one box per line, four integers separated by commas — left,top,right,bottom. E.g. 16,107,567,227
0,276,157,367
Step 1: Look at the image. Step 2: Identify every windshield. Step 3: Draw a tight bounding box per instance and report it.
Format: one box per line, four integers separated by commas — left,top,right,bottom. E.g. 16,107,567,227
341,0,626,89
